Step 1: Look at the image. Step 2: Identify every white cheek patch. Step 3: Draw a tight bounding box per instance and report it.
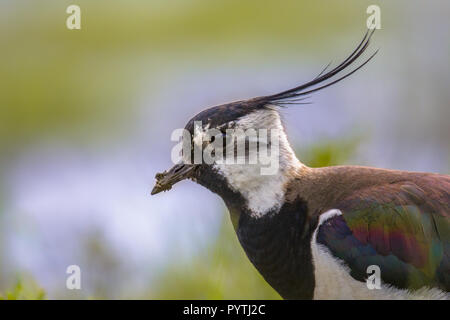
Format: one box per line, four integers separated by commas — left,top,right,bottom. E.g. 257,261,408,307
214,162,286,216
213,107,302,217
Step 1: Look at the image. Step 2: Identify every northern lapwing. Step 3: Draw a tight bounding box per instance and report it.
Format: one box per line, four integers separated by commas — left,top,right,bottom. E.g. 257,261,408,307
151,31,450,299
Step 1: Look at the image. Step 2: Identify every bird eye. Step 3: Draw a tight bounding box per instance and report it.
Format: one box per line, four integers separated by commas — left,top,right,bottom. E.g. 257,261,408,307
209,130,227,144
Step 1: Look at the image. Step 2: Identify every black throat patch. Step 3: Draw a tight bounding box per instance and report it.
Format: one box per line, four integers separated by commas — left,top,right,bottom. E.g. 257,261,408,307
236,197,316,299
195,165,316,299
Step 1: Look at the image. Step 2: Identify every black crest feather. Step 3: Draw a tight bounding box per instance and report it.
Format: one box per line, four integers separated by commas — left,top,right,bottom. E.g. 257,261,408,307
253,29,378,107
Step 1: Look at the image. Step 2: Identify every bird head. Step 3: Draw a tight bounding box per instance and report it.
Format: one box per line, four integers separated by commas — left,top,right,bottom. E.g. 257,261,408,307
150,100,292,195
151,30,377,215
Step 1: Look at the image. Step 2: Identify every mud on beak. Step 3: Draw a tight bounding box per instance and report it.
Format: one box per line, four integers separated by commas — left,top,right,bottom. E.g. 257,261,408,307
151,162,196,195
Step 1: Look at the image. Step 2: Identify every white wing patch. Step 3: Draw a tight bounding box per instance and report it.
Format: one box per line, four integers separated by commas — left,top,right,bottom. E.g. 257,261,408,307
311,209,449,300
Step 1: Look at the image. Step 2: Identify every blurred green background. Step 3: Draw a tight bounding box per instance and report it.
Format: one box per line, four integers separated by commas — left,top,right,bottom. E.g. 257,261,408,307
0,0,449,299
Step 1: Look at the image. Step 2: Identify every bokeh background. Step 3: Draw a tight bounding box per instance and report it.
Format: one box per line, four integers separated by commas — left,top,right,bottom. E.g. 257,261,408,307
0,0,449,299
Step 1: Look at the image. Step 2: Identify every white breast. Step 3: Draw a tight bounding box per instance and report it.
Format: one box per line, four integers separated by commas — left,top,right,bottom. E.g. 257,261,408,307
311,209,449,300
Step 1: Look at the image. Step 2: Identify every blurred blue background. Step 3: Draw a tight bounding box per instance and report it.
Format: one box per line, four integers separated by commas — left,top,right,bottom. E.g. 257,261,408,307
0,0,449,299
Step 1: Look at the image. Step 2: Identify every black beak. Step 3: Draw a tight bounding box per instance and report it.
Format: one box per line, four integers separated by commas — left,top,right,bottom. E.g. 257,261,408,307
151,162,196,195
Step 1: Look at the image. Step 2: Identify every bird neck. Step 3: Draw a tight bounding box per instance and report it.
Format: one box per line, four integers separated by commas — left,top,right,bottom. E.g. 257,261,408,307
212,125,305,217
194,152,316,299
236,196,316,299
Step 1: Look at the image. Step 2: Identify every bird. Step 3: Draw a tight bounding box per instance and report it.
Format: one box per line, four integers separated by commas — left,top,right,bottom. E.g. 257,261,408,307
151,30,450,300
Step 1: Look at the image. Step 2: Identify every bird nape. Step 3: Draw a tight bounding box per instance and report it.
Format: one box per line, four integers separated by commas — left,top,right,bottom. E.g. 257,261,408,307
151,30,450,300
